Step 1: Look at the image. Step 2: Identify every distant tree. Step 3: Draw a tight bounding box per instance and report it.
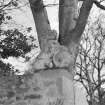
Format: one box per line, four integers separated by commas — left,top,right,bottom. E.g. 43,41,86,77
76,16,105,105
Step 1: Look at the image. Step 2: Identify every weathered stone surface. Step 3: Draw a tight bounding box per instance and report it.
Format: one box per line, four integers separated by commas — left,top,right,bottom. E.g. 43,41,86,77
0,69,88,105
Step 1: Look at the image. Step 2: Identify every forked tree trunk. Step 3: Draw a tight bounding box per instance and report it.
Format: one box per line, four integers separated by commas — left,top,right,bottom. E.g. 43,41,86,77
28,0,93,105
28,0,77,105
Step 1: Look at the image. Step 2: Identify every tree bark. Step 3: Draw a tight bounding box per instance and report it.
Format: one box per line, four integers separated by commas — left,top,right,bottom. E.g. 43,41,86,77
62,0,93,46
29,0,51,49
59,0,78,45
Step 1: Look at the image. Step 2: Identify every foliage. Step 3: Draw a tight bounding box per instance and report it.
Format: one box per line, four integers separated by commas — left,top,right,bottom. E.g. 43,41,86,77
0,60,14,77
0,29,35,58
0,0,37,76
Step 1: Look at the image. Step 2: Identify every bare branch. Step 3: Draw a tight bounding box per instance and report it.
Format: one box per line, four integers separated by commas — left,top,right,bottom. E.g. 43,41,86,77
79,0,105,10
0,0,13,10
93,0,105,10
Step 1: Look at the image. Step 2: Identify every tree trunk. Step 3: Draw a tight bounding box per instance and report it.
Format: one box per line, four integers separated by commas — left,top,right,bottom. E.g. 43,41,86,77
29,0,51,49
27,0,93,105
59,0,78,45
28,0,77,105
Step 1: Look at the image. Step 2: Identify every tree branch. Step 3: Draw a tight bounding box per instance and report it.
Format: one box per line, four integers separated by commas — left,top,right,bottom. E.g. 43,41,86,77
58,0,78,45
79,0,105,10
29,0,51,50
93,0,105,10
0,0,13,10
64,0,93,45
